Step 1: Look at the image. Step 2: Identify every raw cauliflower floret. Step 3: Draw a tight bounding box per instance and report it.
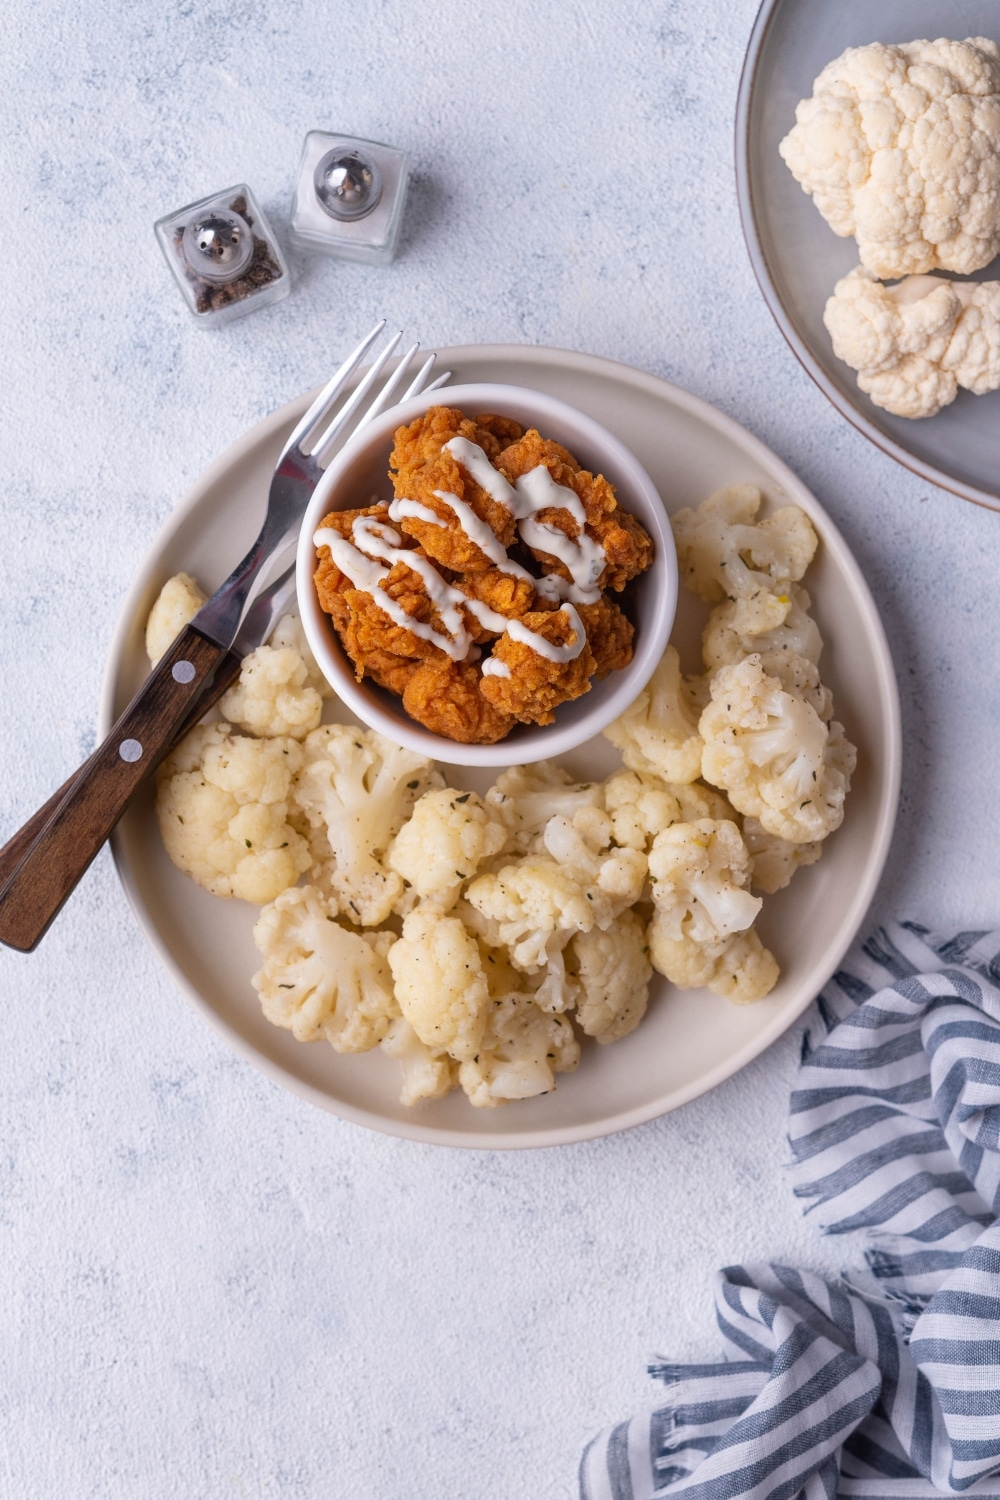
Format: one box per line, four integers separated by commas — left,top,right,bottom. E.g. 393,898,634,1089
292,724,441,925
386,787,507,911
742,816,823,895
145,573,207,664
702,584,823,673
387,909,491,1062
824,266,1000,418
252,885,398,1052
379,1018,456,1106
603,768,734,852
155,722,311,902
219,643,324,740
648,923,779,1003
671,488,818,636
780,38,1000,279
699,657,856,845
458,994,580,1109
602,645,704,783
484,761,603,852
570,911,652,1043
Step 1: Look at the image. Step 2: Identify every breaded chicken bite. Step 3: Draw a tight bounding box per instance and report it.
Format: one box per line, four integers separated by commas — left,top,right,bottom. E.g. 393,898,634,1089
402,659,516,744
390,407,521,572
480,609,596,725
454,568,550,625
496,431,654,591
314,502,403,635
576,595,634,678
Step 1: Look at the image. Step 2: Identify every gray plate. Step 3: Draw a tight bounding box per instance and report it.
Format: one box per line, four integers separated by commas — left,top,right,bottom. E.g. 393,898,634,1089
737,0,1000,511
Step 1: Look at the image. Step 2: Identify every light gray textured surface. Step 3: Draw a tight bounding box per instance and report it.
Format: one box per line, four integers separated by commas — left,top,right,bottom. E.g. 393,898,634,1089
0,1,996,1496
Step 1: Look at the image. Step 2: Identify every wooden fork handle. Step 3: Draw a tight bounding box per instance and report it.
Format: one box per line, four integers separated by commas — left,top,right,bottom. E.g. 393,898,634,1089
0,625,234,953
0,643,244,893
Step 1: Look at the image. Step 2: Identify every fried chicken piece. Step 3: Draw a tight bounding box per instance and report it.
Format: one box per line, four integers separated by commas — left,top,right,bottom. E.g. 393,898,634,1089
314,503,404,634
480,608,596,726
454,568,551,626
496,431,654,592
390,407,520,572
576,595,634,678
402,659,516,745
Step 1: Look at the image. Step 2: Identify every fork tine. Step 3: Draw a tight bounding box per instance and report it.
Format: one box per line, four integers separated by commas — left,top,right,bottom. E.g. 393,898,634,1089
354,341,422,432
423,369,453,394
310,330,404,467
282,319,386,461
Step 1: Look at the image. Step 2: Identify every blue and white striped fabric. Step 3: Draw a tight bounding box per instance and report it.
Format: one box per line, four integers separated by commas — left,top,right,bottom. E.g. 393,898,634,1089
580,922,1000,1500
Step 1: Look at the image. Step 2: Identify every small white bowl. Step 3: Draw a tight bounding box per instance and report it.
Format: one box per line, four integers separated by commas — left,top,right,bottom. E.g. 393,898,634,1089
296,382,677,767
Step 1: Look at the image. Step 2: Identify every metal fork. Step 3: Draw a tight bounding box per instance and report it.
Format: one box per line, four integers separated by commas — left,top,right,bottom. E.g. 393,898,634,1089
0,324,450,952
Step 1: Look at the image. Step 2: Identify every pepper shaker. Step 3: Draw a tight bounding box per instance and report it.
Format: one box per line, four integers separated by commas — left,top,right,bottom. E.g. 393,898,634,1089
289,131,410,265
154,184,291,325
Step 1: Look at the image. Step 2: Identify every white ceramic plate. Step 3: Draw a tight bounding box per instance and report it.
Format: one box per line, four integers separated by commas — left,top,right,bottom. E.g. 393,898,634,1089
101,345,901,1149
737,0,1000,511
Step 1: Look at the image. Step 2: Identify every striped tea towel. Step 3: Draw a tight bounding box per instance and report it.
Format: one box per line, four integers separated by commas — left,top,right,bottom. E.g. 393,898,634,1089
580,921,1000,1499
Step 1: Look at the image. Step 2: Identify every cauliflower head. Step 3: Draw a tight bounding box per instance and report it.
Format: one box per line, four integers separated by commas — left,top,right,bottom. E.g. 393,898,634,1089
267,611,333,698
570,911,652,1043
780,38,1000,279
603,768,734,852
156,722,311,903
386,787,507,911
699,657,856,845
379,1018,456,1107
602,645,704,784
671,487,818,636
824,266,1000,418
145,573,207,665
742,816,823,895
220,643,324,740
292,724,440,925
252,885,398,1051
702,584,822,674
387,909,490,1061
458,994,580,1109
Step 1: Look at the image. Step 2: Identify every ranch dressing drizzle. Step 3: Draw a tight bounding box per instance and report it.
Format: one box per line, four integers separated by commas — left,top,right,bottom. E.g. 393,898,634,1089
388,497,446,527
442,437,604,603
481,657,511,678
507,604,586,663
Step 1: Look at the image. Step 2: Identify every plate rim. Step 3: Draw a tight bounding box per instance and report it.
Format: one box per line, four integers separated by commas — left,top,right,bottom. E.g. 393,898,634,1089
101,341,902,1149
734,0,1000,515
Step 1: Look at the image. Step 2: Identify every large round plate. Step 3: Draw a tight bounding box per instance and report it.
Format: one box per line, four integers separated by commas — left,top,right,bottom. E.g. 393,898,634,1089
101,345,900,1148
737,0,1000,511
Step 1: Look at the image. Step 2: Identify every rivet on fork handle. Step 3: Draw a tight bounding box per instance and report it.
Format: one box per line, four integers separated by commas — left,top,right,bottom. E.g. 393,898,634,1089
0,624,227,953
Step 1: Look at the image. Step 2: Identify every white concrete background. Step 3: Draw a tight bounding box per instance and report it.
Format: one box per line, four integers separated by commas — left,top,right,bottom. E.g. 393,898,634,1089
1,1,997,1496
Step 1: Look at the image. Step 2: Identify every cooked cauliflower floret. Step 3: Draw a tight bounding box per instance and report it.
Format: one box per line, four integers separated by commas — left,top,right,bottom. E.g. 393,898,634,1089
155,722,311,903
570,911,652,1043
387,909,490,1061
380,1018,456,1106
602,645,704,783
219,643,324,740
671,488,818,632
780,38,1000,280
824,266,1000,419
742,816,823,894
293,724,441,925
699,657,856,845
386,787,507,910
603,769,735,852
648,923,779,1003
648,819,762,947
145,573,207,665
267,611,332,697
484,761,603,852
458,994,580,1109
702,584,823,674
252,885,398,1051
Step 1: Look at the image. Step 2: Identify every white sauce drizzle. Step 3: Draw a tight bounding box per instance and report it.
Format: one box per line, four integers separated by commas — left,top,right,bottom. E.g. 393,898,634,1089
388,497,446,527
481,657,510,678
507,604,586,663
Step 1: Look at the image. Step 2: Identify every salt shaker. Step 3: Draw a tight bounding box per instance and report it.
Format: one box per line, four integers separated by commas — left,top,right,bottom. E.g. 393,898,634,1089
154,184,291,325
289,131,409,265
